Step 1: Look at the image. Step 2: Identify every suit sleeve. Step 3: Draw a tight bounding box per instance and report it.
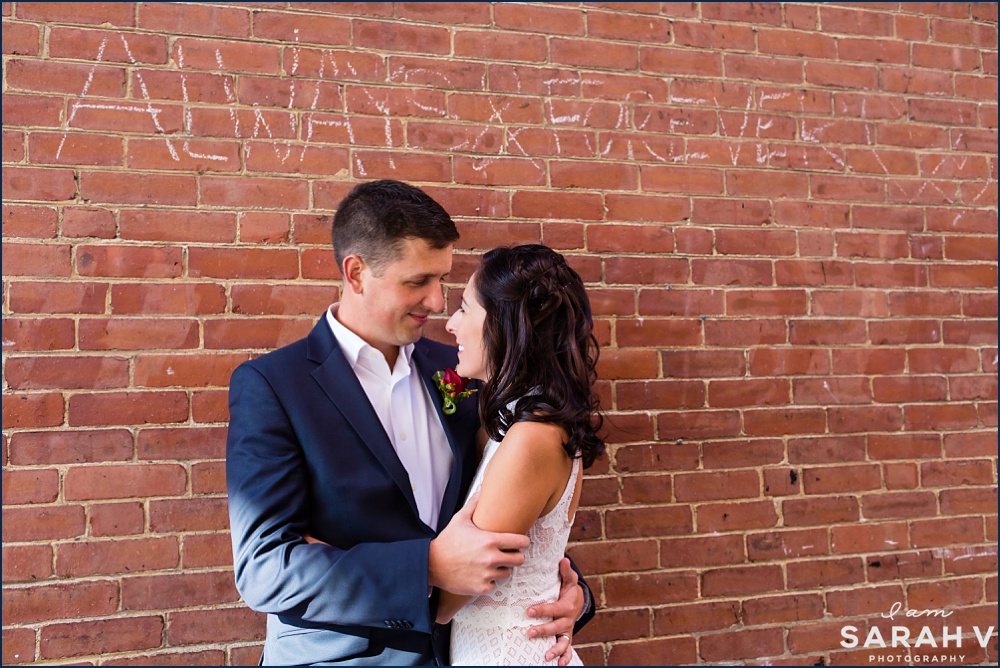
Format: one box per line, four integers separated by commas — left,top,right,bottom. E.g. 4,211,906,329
570,560,596,634
226,362,434,633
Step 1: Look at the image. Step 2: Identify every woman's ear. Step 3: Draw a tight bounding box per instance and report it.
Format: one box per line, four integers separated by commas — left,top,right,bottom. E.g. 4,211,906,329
342,255,366,295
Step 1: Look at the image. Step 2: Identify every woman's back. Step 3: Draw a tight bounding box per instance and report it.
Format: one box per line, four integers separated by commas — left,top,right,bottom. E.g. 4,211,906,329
450,437,583,666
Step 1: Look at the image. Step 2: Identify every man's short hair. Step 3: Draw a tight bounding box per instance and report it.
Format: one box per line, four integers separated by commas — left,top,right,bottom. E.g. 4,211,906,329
332,180,459,274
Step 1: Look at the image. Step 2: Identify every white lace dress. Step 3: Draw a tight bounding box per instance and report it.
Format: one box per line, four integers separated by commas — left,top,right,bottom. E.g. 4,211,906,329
450,437,583,666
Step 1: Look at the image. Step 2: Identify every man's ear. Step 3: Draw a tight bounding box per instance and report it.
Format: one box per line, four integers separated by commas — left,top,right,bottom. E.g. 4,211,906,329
342,255,366,295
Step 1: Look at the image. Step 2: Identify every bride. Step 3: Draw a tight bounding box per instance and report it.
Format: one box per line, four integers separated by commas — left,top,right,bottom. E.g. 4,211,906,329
438,244,605,666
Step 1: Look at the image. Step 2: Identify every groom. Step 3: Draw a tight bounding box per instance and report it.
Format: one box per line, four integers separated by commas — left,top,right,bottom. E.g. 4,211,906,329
226,180,593,665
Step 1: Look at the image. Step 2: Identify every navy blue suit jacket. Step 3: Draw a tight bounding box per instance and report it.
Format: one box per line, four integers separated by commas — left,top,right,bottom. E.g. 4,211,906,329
227,317,593,665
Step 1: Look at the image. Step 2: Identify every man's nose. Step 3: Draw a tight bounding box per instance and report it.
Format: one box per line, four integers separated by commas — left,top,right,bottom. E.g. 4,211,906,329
424,284,445,314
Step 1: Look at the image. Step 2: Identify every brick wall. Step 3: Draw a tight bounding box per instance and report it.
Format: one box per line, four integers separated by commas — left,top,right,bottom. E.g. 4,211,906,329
2,2,998,665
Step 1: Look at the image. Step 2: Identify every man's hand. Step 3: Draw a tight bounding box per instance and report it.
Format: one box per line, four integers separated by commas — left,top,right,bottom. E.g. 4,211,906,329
526,558,582,665
429,493,530,596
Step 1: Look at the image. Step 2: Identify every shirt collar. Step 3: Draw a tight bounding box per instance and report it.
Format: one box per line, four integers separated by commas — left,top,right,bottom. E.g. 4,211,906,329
325,303,414,371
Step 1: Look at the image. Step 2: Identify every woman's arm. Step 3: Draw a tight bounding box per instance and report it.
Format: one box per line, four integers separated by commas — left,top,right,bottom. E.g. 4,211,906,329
435,421,571,624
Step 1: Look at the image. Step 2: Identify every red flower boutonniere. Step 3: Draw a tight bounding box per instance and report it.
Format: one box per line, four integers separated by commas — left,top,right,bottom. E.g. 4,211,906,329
432,368,476,415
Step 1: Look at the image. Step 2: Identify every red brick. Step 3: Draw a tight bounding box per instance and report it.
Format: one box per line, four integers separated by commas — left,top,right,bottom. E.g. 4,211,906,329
40,616,165,660
134,353,246,389
241,212,291,244
104,649,227,666
68,390,190,427
607,636,698,666
149,497,229,533
616,320,700,351
702,565,783,597
806,61,878,89
787,557,865,589
396,2,489,24
9,429,133,465
3,166,77,202
2,505,86,542
286,47,383,84
702,2,782,25
2,392,64,429
111,283,227,315
77,245,182,278
2,468,58,504
8,281,108,314
78,318,198,351
91,501,145,536
508,190,603,221
80,171,196,206
673,19,754,50
48,26,164,66
588,223,674,252
675,470,760,502
942,491,997,528
2,94,64,128
922,459,996,487
354,18,450,54
64,463,186,501
575,608,650,644
189,247,299,279
186,107,294,140
2,544,53,582
748,528,829,562
204,317,314,350
199,176,308,209
3,316,76,352
171,36,279,75
192,389,229,423
907,576,986,611
617,474,672,504
3,204,58,238
28,131,122,167
832,521,910,555
911,516,986,550
697,500,779,532
166,606,265,645
659,409,742,440
453,29,546,63
863,491,939,520
2,19,39,56
493,3,583,35
55,534,179,578
5,355,128,390
944,432,998,459
606,505,692,538
605,571,698,607
708,379,790,408
652,600,741,637
827,583,905,617
62,207,117,239
749,349,830,376
638,288,724,317
183,532,235,569
122,571,239,610
6,59,125,97
742,593,825,626
135,426,225,461
2,580,118,624
127,137,240,172
783,495,860,526
701,440,783,470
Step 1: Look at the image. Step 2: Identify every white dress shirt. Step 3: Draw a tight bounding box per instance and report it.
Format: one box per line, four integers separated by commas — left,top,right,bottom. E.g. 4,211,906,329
326,304,454,530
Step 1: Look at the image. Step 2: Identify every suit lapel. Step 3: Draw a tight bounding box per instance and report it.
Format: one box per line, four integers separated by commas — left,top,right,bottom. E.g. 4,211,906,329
307,321,420,518
411,343,467,533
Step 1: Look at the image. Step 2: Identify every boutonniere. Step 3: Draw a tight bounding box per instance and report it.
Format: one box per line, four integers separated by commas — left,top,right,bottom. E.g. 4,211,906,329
432,368,476,415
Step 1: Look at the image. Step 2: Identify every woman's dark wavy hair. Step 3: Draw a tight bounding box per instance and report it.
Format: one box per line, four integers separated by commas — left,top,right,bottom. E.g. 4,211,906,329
475,244,605,468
